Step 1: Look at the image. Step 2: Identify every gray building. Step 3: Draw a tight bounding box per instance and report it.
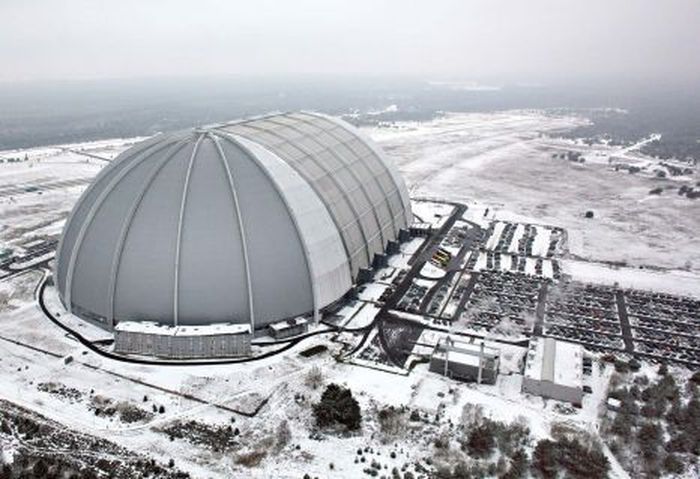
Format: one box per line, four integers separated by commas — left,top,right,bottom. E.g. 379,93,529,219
522,338,584,406
54,112,412,349
429,337,500,384
114,322,251,359
268,316,309,339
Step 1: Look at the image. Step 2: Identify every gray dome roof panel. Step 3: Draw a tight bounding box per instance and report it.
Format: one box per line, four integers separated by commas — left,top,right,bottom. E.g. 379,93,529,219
175,137,251,325
113,141,194,323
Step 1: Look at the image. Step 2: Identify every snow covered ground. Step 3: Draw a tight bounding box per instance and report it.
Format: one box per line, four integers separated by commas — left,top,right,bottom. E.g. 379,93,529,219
370,111,700,273
0,138,137,257
562,259,700,298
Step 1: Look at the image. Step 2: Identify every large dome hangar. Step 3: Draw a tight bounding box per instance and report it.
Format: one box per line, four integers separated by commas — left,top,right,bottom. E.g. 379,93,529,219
55,111,412,344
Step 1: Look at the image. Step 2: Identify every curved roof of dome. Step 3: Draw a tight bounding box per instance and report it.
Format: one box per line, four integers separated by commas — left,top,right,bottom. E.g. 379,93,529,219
55,111,411,329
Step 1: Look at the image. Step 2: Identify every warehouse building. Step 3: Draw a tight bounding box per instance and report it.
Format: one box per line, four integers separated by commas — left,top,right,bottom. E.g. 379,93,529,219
54,112,412,358
114,322,251,359
522,337,584,406
429,337,500,384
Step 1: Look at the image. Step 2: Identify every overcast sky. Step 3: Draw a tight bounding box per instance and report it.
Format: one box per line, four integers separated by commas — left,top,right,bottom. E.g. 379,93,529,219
1,0,698,84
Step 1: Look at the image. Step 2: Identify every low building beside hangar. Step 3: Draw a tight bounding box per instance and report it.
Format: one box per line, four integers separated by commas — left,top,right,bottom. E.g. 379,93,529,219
114,322,251,359
522,337,584,406
429,337,500,384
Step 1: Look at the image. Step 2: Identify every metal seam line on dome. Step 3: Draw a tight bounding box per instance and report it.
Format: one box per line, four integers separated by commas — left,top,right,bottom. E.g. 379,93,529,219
324,128,404,237
263,116,389,250
305,111,413,227
287,113,400,243
212,130,320,323
209,132,256,331
299,112,406,235
221,121,374,272
173,133,205,327
55,135,168,290
224,122,390,222
213,125,353,283
279,113,406,238
253,123,379,268
63,137,181,315
322,110,413,224
309,122,403,238
106,139,190,327
223,119,372,265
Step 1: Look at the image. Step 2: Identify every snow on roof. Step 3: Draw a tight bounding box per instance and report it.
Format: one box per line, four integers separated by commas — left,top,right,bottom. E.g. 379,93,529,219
268,316,309,331
524,337,583,389
411,222,433,230
115,321,250,336
432,337,500,367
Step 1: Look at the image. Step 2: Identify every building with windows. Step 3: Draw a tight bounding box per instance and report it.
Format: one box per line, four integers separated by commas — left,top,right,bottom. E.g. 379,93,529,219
114,321,252,359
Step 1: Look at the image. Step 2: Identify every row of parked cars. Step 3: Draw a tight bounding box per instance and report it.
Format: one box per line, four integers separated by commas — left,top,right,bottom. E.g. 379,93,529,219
625,289,700,365
544,282,625,350
544,324,625,350
460,270,544,333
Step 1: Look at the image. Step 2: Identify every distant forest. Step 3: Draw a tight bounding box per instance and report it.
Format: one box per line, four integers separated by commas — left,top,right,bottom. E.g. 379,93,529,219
0,77,698,161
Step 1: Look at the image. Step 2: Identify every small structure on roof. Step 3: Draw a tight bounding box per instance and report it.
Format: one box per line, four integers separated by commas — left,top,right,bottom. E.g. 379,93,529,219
429,336,500,384
114,321,251,359
522,337,584,406
268,316,309,340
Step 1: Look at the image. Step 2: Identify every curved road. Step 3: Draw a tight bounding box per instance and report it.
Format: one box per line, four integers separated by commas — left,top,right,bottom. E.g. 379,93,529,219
37,272,372,367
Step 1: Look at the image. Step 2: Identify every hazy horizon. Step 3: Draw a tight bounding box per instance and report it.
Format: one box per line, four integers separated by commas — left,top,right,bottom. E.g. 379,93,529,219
1,0,699,85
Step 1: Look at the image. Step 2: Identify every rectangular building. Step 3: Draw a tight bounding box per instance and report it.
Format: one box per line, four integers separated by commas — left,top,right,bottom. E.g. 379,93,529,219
268,316,309,340
114,322,251,359
429,337,500,384
522,337,584,406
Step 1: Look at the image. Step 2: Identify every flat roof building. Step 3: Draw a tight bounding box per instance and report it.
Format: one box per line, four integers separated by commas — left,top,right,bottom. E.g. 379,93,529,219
114,321,251,359
429,337,500,384
522,337,584,406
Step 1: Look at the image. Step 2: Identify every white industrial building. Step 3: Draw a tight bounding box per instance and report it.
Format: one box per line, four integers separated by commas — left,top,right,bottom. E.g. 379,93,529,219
114,321,251,359
429,337,500,384
522,337,584,406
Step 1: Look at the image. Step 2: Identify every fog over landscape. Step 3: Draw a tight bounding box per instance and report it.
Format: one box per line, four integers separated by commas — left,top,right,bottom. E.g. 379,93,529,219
0,2,699,479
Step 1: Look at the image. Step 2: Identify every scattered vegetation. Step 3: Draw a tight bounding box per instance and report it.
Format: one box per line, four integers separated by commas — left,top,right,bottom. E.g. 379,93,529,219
532,436,609,478
377,405,408,440
604,365,699,477
0,399,188,479
157,420,240,452
304,365,325,390
36,382,82,402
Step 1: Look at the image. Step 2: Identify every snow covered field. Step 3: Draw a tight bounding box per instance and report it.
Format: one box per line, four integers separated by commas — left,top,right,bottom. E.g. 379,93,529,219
370,111,700,273
0,138,139,254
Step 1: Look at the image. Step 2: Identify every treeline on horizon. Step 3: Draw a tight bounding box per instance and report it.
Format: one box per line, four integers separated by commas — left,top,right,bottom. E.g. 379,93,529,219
0,77,697,162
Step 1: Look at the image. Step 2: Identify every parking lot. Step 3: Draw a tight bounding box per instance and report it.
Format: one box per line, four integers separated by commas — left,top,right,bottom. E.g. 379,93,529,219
456,270,545,334
625,290,700,365
386,206,700,367
543,282,625,351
